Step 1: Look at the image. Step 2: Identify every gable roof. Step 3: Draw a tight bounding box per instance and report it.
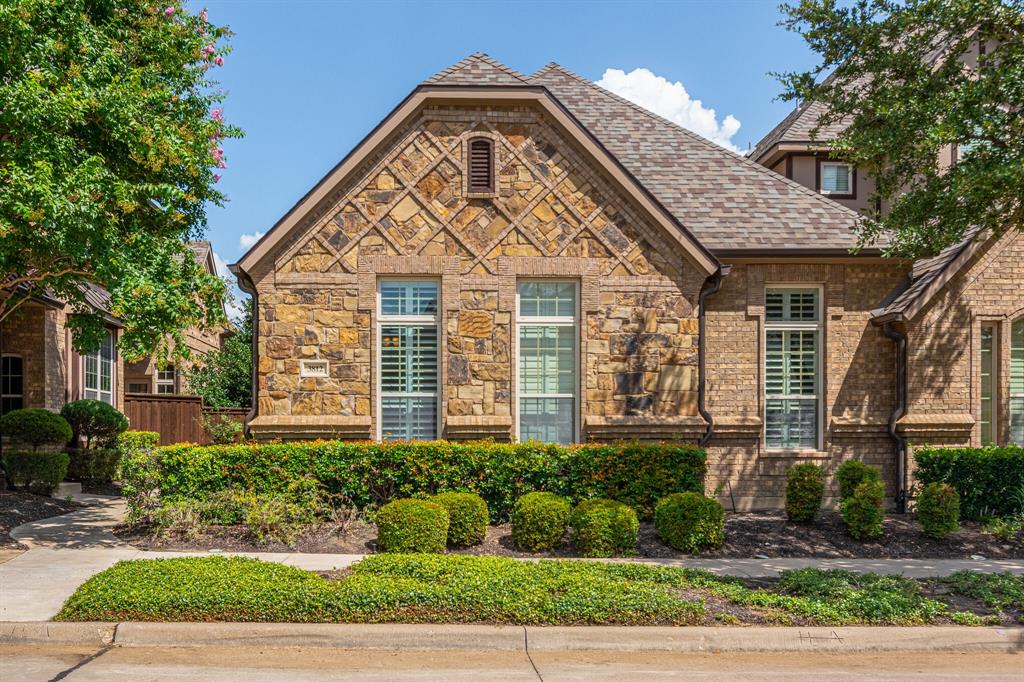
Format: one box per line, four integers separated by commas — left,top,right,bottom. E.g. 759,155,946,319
748,99,849,163
871,231,985,323
235,54,870,277
527,63,864,252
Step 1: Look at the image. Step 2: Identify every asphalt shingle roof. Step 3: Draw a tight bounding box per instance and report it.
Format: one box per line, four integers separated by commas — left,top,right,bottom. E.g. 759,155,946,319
425,55,865,252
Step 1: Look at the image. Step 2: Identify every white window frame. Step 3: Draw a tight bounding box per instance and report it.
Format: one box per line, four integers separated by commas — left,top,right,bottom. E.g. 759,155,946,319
1,354,24,414
979,323,998,445
83,329,116,406
156,364,176,395
1011,317,1024,446
375,278,440,442
819,162,854,195
763,285,823,452
514,279,580,445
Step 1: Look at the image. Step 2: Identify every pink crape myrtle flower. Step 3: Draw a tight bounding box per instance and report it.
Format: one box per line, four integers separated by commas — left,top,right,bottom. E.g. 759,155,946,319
203,44,216,55
164,6,175,17
210,108,223,121
213,174,221,183
199,8,208,21
214,56,224,67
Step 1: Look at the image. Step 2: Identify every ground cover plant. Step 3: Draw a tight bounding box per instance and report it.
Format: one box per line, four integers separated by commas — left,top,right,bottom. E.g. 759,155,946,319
55,555,1022,626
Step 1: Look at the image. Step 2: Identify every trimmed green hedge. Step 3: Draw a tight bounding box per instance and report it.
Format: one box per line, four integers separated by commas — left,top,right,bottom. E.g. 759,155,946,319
0,408,72,450
431,492,489,547
511,492,570,552
785,463,824,523
570,498,638,557
916,482,960,539
122,440,706,521
2,451,70,495
375,499,449,553
835,460,882,502
66,448,120,484
654,492,724,553
914,446,1024,519
842,480,885,541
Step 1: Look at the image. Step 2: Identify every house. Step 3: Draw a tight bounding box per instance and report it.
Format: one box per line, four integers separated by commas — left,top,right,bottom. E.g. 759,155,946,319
231,54,1022,510
0,241,227,415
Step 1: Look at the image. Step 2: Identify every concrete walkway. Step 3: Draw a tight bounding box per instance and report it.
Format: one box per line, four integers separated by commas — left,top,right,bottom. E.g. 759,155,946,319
2,495,1023,622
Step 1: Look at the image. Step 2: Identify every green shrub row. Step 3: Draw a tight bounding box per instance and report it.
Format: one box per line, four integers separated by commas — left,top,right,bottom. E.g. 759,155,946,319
914,446,1024,519
123,440,706,521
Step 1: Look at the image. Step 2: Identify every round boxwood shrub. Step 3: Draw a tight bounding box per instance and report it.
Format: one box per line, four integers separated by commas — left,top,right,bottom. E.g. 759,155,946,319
2,451,70,495
785,463,825,523
431,492,489,547
835,460,882,502
569,498,639,557
60,399,129,449
653,492,725,553
0,408,72,451
66,448,121,484
841,479,885,540
510,492,570,552
916,482,960,539
375,498,449,553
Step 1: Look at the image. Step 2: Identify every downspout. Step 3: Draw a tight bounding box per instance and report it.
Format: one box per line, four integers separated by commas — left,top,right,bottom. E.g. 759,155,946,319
698,265,729,447
882,321,908,513
232,266,258,439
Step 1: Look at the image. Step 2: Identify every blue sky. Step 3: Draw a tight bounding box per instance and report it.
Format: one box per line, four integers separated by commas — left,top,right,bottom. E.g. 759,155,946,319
201,0,819,307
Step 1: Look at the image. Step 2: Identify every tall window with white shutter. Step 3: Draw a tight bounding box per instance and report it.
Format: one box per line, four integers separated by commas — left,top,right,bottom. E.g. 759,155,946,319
1011,318,1024,445
516,280,578,445
764,287,821,450
83,330,115,405
377,280,439,441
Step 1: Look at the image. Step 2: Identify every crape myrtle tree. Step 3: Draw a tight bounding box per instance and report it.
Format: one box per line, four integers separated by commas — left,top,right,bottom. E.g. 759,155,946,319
776,0,1024,258
0,1,241,360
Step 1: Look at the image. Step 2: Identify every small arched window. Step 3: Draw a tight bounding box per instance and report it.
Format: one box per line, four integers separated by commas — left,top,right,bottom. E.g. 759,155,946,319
1,355,24,415
467,137,495,193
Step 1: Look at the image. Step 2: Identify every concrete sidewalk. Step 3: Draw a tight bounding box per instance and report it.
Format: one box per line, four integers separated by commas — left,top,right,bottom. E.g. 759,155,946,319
2,495,1023,622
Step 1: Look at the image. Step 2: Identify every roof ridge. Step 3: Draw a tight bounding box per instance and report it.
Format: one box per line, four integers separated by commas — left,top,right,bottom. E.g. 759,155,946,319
536,63,864,222
424,52,530,84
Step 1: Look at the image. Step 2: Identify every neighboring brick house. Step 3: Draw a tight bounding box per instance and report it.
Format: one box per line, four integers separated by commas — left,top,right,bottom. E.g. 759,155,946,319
231,54,1022,510
0,241,227,415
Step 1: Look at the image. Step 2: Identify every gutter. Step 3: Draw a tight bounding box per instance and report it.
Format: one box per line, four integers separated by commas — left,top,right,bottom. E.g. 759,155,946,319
230,264,258,439
698,265,730,447
882,321,909,513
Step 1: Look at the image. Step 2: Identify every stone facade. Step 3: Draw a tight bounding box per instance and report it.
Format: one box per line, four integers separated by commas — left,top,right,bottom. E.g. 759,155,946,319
250,104,705,441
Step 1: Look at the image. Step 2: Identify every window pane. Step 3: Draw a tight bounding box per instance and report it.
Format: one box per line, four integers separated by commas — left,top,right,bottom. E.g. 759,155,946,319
381,396,436,441
2,356,22,396
381,325,437,393
519,397,574,445
1010,398,1024,446
980,326,995,445
765,289,818,322
518,281,576,318
766,330,816,396
765,398,817,449
822,164,850,193
380,281,437,316
519,325,575,394
2,396,23,414
1011,320,1023,396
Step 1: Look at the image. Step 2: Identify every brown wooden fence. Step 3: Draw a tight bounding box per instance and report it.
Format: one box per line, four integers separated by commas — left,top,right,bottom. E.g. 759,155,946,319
124,394,248,445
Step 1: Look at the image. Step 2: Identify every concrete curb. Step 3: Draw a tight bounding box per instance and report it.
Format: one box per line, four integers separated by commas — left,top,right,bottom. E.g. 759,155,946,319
2,622,1021,653
0,622,116,646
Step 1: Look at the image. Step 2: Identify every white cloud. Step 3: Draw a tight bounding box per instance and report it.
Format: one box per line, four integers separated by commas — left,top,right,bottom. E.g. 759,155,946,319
595,67,742,153
212,250,246,322
239,231,265,250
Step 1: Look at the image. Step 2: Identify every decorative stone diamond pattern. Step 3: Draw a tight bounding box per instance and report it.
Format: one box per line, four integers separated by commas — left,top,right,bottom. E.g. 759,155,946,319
275,107,683,280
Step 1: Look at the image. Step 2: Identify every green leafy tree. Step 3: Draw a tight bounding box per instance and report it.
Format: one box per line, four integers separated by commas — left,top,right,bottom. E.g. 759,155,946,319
776,0,1023,258
0,1,242,359
185,297,252,408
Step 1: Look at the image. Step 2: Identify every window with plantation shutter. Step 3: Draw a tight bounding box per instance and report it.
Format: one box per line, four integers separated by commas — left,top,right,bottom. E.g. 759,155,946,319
378,280,439,441
516,281,578,445
819,162,854,196
467,137,494,193
765,288,821,450
1011,318,1024,445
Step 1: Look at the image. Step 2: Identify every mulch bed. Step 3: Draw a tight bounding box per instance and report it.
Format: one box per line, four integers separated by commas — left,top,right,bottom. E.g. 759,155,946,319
117,510,1024,559
0,490,80,549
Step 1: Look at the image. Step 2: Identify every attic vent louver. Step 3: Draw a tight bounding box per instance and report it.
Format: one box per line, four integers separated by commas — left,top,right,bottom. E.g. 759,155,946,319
467,137,494,193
